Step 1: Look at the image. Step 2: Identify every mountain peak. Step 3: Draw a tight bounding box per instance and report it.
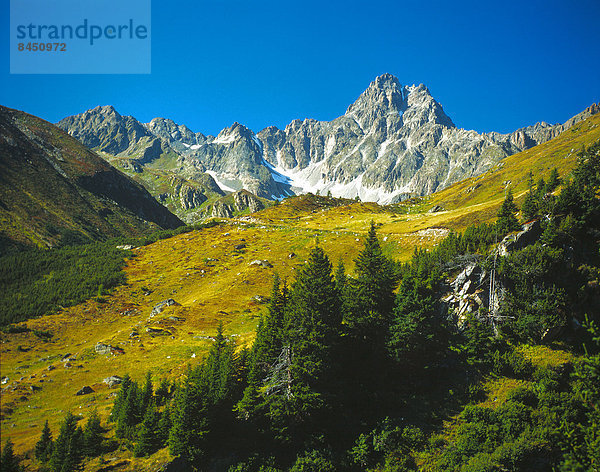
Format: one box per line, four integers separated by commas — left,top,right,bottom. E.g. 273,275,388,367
89,105,121,118
371,73,402,90
345,74,406,129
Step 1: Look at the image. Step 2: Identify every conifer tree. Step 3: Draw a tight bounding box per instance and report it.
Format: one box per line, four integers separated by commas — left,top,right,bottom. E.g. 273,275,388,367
35,419,54,463
82,409,103,457
286,244,341,373
158,402,172,443
116,380,141,439
155,377,171,406
546,167,561,192
496,189,521,234
521,190,538,222
269,244,341,439
49,412,83,472
168,367,208,463
238,275,288,421
346,222,397,339
134,402,161,457
140,371,153,416
110,374,132,422
1,438,21,472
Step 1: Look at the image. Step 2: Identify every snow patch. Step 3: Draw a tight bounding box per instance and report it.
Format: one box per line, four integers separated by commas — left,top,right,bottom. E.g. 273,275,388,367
205,171,237,193
212,134,237,145
252,135,263,150
325,135,336,158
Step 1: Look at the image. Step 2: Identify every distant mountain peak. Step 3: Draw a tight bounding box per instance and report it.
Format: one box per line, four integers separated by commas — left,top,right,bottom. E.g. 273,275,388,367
88,105,121,118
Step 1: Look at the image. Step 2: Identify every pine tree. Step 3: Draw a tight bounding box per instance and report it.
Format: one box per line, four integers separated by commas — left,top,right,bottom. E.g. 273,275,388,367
1,438,21,472
496,189,521,234
521,190,538,222
346,222,397,340
116,380,141,439
134,402,161,457
546,167,561,192
82,410,103,457
140,371,153,416
49,412,83,472
110,374,132,422
168,367,208,463
35,419,54,463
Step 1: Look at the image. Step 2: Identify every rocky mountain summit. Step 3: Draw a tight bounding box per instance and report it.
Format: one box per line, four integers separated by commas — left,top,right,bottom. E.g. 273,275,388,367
58,75,599,204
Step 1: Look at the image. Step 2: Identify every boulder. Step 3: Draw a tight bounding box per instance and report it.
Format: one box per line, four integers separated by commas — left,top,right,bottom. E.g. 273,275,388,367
146,327,170,336
103,376,123,388
150,299,179,317
249,260,273,268
75,386,94,396
95,342,113,355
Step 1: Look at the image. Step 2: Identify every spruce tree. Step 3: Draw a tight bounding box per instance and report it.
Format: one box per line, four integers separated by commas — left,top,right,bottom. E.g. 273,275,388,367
82,409,103,457
521,190,538,222
155,377,171,406
140,371,153,417
49,412,83,472
546,167,561,192
286,244,341,372
270,244,341,439
110,374,132,422
1,438,21,472
237,275,288,421
116,380,141,439
168,366,208,463
35,419,54,463
346,222,397,340
134,402,161,457
158,402,172,443
496,189,521,234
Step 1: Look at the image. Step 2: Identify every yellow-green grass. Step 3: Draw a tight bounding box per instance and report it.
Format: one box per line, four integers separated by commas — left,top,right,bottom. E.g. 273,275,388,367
0,222,378,456
430,113,600,212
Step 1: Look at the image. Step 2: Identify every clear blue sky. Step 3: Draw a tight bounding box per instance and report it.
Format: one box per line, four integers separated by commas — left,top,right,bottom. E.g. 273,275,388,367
1,0,599,136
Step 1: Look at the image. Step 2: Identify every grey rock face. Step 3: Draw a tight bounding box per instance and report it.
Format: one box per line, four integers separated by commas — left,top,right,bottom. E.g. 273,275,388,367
257,76,597,202
58,105,166,163
233,189,265,213
58,78,599,204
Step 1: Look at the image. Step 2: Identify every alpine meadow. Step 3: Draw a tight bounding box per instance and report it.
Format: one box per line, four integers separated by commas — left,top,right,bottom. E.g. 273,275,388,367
2,3,600,469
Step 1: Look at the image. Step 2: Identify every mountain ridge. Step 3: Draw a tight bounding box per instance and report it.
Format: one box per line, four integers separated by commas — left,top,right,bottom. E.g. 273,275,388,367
57,74,599,204
0,106,183,250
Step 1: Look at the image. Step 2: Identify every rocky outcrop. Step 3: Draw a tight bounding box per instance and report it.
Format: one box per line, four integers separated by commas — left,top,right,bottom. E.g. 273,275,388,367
150,299,179,317
211,202,234,218
233,189,265,212
443,220,545,327
249,259,273,268
497,219,542,256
